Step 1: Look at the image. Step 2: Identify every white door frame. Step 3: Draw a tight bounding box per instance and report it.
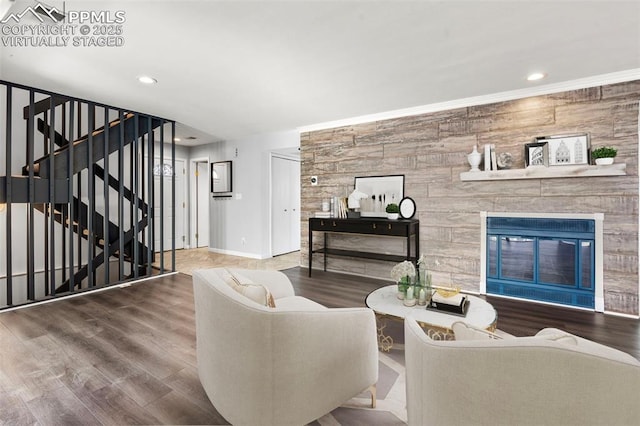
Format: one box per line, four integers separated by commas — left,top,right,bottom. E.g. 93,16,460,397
269,151,301,257
190,156,210,249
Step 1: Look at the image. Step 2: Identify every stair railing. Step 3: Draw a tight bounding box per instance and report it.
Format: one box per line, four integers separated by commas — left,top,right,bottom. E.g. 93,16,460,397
0,80,176,310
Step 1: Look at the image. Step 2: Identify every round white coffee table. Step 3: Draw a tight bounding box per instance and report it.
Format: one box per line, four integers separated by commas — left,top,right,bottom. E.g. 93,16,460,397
365,285,497,350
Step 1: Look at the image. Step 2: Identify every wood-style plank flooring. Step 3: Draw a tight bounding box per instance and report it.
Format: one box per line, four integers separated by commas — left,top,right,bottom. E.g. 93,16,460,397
0,267,638,425
286,268,640,359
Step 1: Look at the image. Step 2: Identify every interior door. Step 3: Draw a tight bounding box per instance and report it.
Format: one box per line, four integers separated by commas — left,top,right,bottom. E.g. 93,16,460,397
195,161,210,248
271,156,300,256
289,160,301,250
153,158,186,251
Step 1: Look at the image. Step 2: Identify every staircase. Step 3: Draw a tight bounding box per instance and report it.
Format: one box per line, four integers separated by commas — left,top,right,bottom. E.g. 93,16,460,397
0,81,175,308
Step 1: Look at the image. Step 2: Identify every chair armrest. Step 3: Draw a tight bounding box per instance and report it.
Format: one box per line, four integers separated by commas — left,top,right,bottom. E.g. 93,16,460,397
537,327,640,365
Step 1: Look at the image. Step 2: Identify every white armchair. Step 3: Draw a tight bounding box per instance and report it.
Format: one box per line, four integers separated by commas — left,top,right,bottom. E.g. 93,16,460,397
192,268,378,426
404,315,640,426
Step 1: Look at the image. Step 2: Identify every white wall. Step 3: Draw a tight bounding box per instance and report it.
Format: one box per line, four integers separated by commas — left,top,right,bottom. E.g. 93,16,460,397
189,130,300,259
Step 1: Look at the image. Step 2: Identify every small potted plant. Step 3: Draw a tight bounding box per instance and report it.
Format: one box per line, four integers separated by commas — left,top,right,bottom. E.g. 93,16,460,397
385,203,400,220
591,146,617,166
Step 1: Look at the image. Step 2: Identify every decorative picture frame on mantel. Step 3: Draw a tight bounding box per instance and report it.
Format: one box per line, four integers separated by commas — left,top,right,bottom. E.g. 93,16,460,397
354,175,405,218
534,133,591,166
524,142,549,167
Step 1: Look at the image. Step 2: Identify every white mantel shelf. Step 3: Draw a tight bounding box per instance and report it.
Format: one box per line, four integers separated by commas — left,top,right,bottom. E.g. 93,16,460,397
460,163,627,181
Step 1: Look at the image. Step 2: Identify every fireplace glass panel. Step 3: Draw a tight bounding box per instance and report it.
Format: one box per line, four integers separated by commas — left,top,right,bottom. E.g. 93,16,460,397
538,239,575,286
581,241,593,289
500,236,534,281
488,236,497,276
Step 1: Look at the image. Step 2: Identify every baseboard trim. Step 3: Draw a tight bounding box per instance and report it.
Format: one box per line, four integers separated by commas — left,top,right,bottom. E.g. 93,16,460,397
208,247,268,260
0,272,178,313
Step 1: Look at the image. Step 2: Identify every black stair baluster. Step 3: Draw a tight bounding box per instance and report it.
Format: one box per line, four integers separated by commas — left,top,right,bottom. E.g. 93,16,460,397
87,103,95,288
159,121,164,273
148,122,154,270
26,90,35,301
4,85,12,306
67,100,75,293
118,110,125,280
76,104,82,287
171,121,176,272
132,114,139,278
103,107,110,285
48,96,56,296
140,129,148,274
43,106,50,295
61,101,66,284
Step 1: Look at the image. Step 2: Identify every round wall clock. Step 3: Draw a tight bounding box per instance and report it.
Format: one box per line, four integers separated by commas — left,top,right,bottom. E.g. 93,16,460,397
399,197,416,219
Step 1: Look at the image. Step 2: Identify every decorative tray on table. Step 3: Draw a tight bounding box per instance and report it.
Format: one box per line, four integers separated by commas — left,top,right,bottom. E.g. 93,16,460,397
426,289,469,316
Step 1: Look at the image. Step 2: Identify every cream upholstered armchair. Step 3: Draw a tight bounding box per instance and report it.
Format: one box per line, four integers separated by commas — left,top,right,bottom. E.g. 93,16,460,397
404,315,640,426
192,268,378,426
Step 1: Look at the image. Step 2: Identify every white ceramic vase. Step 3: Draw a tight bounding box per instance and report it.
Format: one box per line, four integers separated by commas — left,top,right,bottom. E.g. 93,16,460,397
387,213,399,220
467,145,482,171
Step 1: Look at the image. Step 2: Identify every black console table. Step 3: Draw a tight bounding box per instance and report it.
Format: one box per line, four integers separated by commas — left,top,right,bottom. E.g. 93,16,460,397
308,217,420,277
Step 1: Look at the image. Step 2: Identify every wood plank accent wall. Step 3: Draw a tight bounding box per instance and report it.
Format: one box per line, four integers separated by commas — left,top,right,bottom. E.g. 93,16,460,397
301,81,640,315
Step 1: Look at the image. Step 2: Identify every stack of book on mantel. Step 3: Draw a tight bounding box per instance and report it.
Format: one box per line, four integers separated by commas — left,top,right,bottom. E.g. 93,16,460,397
427,291,469,316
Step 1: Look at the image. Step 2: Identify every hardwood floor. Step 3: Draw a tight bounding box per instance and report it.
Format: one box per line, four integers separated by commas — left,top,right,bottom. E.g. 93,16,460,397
0,267,638,425
284,268,640,359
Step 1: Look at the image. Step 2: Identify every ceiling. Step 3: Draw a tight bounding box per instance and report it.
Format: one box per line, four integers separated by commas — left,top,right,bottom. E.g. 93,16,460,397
1,0,639,146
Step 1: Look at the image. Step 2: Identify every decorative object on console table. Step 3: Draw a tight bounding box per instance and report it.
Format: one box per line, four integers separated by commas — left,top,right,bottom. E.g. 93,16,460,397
354,175,404,218
591,146,617,165
467,145,482,171
331,196,348,219
534,133,590,166
347,189,368,218
399,197,416,219
385,203,399,220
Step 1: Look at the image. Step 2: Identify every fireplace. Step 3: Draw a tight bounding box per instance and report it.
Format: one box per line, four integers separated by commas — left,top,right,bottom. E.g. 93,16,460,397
480,212,604,312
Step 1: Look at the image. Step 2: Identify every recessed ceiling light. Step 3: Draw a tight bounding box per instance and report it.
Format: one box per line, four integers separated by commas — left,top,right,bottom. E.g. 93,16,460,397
527,72,546,81
174,137,181,142
138,75,157,84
